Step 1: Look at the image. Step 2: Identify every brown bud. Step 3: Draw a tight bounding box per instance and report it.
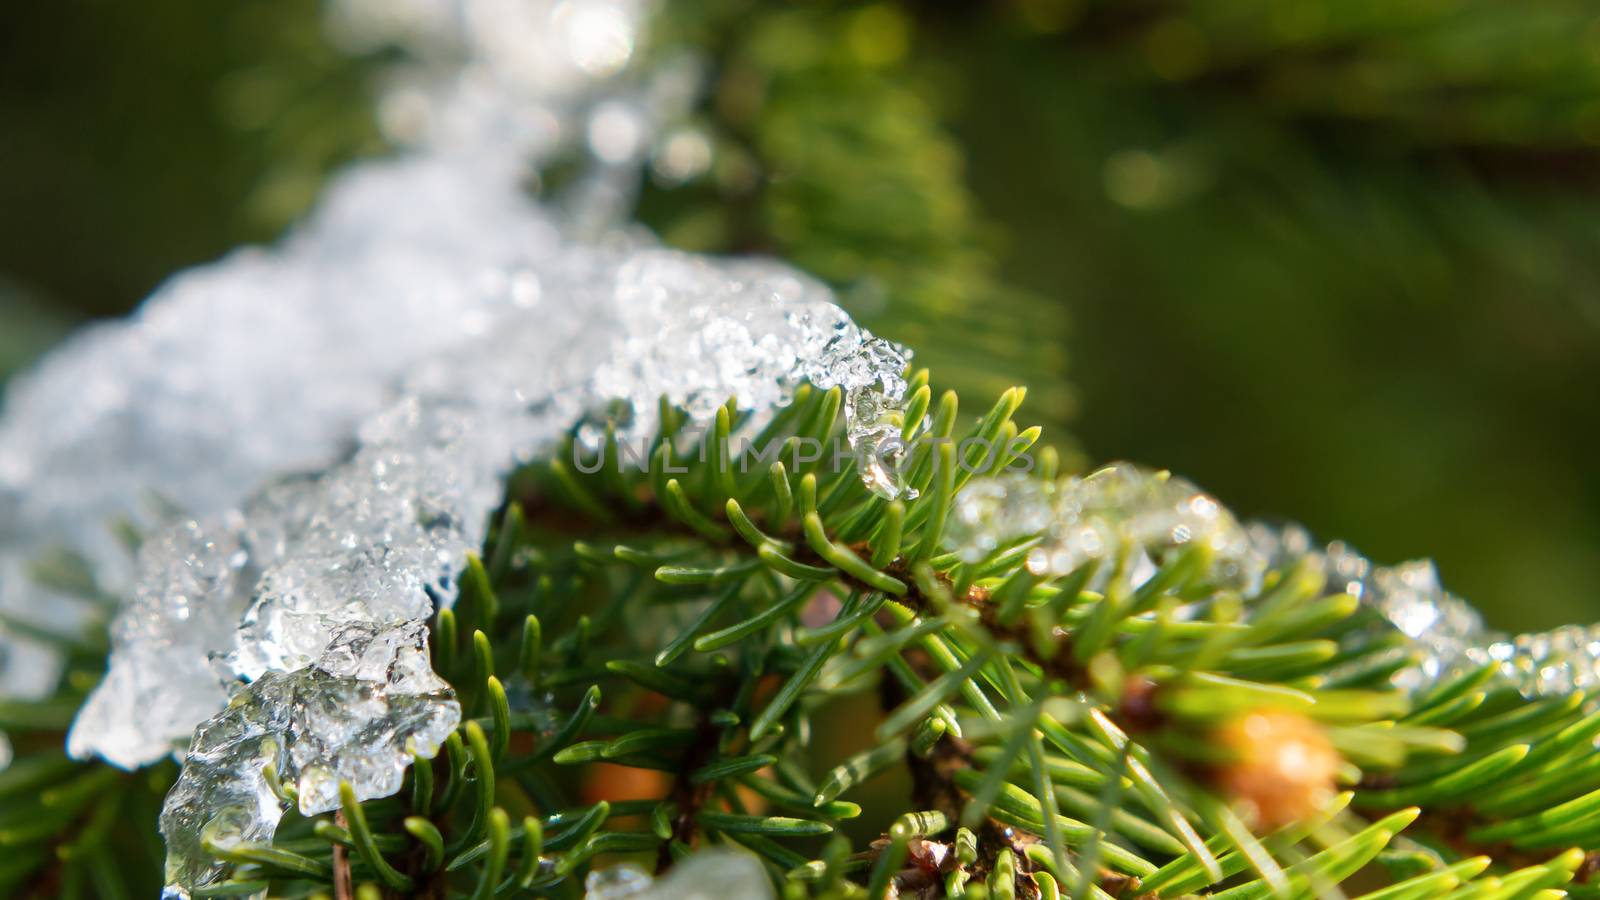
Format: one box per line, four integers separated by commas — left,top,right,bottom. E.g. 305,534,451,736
1214,710,1339,831
582,761,671,807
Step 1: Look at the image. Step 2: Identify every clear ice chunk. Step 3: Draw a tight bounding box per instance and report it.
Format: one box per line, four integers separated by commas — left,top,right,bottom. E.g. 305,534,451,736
159,621,458,898
0,0,671,721
45,230,909,896
53,176,907,898
945,463,1264,593
583,851,775,900
945,464,1600,698
3,0,917,895
949,473,1600,700
1249,522,1600,698
71,240,912,768
0,151,575,711
585,863,656,898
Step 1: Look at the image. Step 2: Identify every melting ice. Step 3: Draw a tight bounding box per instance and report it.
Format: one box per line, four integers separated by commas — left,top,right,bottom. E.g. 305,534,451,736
159,621,457,892
0,0,915,895
68,230,913,767
17,0,1597,895
0,150,562,707
943,463,1265,593
583,851,774,899
946,466,1600,701
1250,523,1600,697
51,195,909,894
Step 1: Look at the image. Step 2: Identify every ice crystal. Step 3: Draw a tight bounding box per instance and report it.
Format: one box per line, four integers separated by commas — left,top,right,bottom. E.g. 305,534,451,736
159,621,457,898
52,230,907,893
949,470,1600,700
4,0,668,722
943,474,1055,565
69,240,910,765
945,463,1264,592
590,252,913,496
585,863,656,898
0,152,570,711
583,852,774,899
1250,522,1600,697
0,0,922,894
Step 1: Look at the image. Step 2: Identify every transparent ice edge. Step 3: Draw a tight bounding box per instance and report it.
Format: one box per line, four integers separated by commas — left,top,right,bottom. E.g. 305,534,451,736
947,464,1600,701
583,850,774,899
158,621,458,897
42,149,907,895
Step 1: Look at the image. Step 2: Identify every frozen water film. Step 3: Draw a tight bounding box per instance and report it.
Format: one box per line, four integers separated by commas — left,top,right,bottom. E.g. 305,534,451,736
944,463,1264,593
583,851,774,899
1250,523,1600,697
158,621,458,895
69,244,910,769
61,235,907,893
947,467,1600,701
0,0,914,893
14,0,1599,894
103,244,903,896
0,151,568,707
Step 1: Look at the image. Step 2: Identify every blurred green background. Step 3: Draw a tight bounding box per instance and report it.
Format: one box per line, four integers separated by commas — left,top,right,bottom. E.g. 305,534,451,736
2,0,1598,629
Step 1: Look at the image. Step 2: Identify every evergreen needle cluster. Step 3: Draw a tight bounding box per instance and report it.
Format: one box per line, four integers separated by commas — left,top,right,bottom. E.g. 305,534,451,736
3,373,1599,899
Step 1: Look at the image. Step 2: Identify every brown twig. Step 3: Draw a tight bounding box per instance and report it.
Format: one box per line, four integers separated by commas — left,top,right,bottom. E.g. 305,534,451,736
332,811,354,900
654,716,723,875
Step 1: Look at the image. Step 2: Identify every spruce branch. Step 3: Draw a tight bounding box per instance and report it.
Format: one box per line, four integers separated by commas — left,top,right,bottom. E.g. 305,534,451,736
1,371,1597,898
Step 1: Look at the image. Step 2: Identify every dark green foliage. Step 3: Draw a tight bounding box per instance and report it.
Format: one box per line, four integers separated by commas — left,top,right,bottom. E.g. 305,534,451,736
5,374,1599,898
0,0,379,325
919,2,1600,626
